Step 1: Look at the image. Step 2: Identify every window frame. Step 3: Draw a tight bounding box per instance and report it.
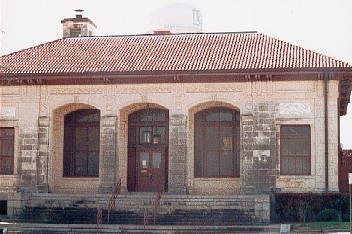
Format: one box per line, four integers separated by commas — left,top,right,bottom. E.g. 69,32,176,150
280,124,311,176
63,109,100,177
0,127,15,175
128,108,169,146
194,107,240,178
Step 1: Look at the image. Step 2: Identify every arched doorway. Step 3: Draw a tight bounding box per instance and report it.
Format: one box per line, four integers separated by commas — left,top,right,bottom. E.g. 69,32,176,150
127,108,169,192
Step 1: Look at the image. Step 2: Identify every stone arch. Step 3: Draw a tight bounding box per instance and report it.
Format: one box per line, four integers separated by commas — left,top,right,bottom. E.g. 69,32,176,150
119,102,169,192
51,103,100,193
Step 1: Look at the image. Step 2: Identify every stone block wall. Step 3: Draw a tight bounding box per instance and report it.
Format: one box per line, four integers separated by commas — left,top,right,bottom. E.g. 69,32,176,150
168,114,188,194
241,102,277,194
0,78,341,205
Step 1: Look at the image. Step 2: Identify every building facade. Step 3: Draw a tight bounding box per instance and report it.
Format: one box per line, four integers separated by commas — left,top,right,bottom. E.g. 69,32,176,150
0,31,351,223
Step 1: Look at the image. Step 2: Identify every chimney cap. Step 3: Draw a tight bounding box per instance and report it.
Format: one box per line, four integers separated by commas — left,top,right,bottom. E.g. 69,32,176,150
75,9,84,18
153,29,172,35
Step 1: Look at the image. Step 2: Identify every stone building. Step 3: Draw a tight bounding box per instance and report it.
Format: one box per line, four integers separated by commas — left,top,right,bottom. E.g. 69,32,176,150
0,15,352,224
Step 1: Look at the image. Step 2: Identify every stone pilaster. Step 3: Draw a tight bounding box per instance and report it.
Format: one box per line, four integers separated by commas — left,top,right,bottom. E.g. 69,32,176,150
36,116,50,192
98,115,118,193
168,114,187,194
19,130,38,193
241,102,277,194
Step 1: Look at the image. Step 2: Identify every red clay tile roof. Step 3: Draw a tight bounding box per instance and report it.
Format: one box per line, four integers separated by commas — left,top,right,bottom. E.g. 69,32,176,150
1,32,351,75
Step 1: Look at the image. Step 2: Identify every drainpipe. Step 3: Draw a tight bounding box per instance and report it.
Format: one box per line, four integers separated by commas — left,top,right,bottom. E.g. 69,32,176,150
324,71,329,192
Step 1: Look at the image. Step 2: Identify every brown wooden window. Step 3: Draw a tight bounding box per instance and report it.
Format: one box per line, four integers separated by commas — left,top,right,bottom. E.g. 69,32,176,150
63,109,100,177
194,107,240,178
280,125,311,175
128,109,168,146
0,128,14,175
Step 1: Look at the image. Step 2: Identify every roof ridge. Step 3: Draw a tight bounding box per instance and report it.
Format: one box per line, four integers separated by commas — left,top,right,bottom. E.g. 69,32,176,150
63,31,259,39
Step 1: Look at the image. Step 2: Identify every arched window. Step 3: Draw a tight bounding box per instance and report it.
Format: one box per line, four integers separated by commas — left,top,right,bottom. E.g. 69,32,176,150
63,109,100,177
194,107,240,178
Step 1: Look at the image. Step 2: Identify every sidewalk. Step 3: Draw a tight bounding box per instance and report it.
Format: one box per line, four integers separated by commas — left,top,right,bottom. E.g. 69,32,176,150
2,222,281,233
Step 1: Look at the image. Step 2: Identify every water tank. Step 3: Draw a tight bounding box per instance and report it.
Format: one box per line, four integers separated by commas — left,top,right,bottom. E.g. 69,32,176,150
149,3,202,33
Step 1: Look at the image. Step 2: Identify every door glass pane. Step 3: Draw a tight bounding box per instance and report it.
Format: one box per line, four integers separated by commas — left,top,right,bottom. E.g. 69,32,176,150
140,127,153,144
155,127,165,144
140,152,149,169
152,152,161,168
140,111,153,122
154,112,166,121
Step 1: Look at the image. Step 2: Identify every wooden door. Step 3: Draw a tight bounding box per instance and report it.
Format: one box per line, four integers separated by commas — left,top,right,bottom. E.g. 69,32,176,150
136,147,165,192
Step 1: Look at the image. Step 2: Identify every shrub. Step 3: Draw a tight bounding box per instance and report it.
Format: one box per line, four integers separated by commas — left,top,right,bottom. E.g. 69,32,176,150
274,193,349,223
316,209,340,222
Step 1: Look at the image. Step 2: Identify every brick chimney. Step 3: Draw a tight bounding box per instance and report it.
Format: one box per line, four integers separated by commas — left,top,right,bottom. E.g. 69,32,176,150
61,9,97,38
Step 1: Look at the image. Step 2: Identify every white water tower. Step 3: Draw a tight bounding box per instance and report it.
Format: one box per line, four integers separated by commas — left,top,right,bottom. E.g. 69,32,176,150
149,3,202,34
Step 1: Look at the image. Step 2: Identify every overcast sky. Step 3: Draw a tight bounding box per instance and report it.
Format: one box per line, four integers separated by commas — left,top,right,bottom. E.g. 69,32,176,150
2,0,352,148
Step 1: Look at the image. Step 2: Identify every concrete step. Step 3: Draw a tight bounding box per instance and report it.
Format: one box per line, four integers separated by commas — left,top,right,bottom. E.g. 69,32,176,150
14,207,254,225
14,193,269,225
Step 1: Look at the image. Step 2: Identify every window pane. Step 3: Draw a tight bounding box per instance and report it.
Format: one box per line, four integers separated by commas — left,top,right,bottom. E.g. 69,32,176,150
221,137,232,151
140,152,149,169
64,127,73,150
140,127,153,144
220,112,233,121
220,152,233,176
205,127,219,150
140,111,153,122
75,127,87,150
63,109,100,177
154,112,166,121
0,128,14,175
205,151,219,177
0,157,14,175
2,140,14,156
88,127,100,150
63,150,71,176
301,157,311,174
88,151,99,176
152,152,161,168
194,108,239,178
280,125,310,175
75,152,87,176
155,127,166,144
206,112,219,121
